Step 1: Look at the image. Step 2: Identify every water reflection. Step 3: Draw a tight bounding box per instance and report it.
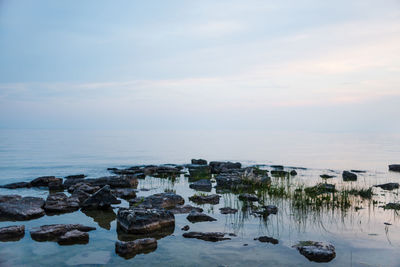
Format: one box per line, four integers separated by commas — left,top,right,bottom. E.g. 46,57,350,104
81,209,116,230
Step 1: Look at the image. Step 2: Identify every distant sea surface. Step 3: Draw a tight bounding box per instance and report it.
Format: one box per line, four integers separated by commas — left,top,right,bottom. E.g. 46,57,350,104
0,129,399,182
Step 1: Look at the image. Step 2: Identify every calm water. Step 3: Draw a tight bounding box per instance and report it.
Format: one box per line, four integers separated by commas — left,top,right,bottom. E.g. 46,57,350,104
1,129,400,266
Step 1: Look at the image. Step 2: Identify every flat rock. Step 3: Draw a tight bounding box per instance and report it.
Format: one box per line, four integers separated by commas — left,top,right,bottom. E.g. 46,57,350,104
255,236,278,244
117,207,175,234
320,174,335,179
112,188,137,200
81,185,121,210
30,176,63,187
342,171,357,181
293,241,336,263
183,232,231,242
84,176,138,188
191,159,207,165
58,230,89,245
389,164,400,172
0,225,25,241
220,207,238,214
129,193,184,209
375,183,399,191
189,179,212,192
115,238,157,259
187,211,217,223
0,195,45,221
44,193,80,214
65,174,86,179
238,193,259,202
169,205,203,214
189,194,220,205
0,182,31,189
30,224,96,242
210,161,241,174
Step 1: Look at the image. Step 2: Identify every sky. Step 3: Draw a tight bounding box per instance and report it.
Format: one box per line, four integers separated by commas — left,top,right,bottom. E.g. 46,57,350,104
0,0,399,131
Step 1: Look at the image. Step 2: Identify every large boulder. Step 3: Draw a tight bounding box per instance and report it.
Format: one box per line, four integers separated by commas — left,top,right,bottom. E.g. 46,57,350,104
30,176,63,187
293,241,336,262
189,179,212,192
187,211,217,223
342,171,357,181
115,238,157,259
81,185,121,210
389,164,400,172
0,195,45,221
30,224,96,242
44,193,80,214
117,207,175,234
0,225,25,241
189,194,220,205
182,232,231,242
210,161,241,174
129,193,184,209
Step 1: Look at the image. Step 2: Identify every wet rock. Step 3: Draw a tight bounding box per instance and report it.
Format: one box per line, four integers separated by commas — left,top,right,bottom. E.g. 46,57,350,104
81,185,121,210
44,193,80,214
112,188,137,200
68,183,100,194
0,225,25,241
84,176,138,188
117,207,175,234
342,171,357,181
220,207,238,214
191,159,207,165
182,232,231,242
169,205,203,214
210,161,241,174
0,195,45,221
255,236,278,244
187,211,217,223
82,209,116,230
293,241,336,263
65,174,86,179
30,176,63,187
389,164,400,172
375,183,399,191
0,182,31,189
181,225,190,231
189,179,212,192
189,194,221,205
238,194,259,202
30,224,96,242
383,203,400,210
57,230,89,245
130,193,184,209
290,170,298,176
115,238,157,259
70,189,91,204
320,174,335,179
48,180,64,191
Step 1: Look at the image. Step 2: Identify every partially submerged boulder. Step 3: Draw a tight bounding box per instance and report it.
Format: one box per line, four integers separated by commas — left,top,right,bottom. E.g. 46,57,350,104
293,241,336,263
182,232,231,242
68,183,100,194
187,211,217,223
84,176,138,188
0,195,45,221
254,236,278,244
44,193,80,214
375,183,399,191
117,207,175,234
189,194,220,205
81,185,121,210
129,193,184,209
342,171,357,181
189,179,212,192
30,224,96,242
0,225,25,242
115,238,157,259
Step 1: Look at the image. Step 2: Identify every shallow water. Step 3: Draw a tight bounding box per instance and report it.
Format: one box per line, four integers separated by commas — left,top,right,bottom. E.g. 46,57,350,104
1,129,400,266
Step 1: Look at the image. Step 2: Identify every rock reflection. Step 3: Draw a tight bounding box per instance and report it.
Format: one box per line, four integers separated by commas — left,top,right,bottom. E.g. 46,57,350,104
81,209,116,230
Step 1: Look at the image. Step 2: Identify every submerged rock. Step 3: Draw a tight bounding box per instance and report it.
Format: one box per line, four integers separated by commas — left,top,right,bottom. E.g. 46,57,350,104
189,179,212,192
0,182,31,189
129,193,184,209
115,238,157,259
0,225,25,242
191,159,207,165
189,194,221,205
81,185,121,210
342,171,357,181
238,194,259,202
44,193,80,214
293,241,336,263
375,183,399,191
30,224,96,242
117,207,175,234
220,207,238,214
0,195,45,221
182,232,231,242
57,230,89,245
169,205,203,214
111,188,137,200
187,211,217,223
389,165,400,172
210,161,241,174
254,236,278,244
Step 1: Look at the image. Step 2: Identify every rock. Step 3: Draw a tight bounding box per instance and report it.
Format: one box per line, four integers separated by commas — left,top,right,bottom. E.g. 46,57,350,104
255,236,278,244
82,209,116,230
320,174,335,179
191,159,207,165
189,194,221,205
270,165,284,169
117,207,175,234
48,180,64,190
169,205,203,214
65,174,86,179
342,171,357,181
187,211,217,223
215,173,242,187
57,230,89,245
189,179,212,192
30,176,63,187
241,168,271,185
209,161,241,174
383,203,400,210
182,232,231,242
81,185,121,210
129,193,184,209
0,225,25,241
115,238,157,259
351,170,366,173
238,194,259,202
293,241,336,263
0,195,45,221
0,182,31,189
305,184,336,196
141,165,182,177
112,188,137,200
84,176,138,188
389,165,400,172
70,189,91,204
68,183,100,194
220,207,238,214
271,170,289,177
181,225,190,231
44,193,80,214
290,170,298,176
30,224,96,242
375,183,399,191
188,165,211,180
263,205,278,215
64,177,88,188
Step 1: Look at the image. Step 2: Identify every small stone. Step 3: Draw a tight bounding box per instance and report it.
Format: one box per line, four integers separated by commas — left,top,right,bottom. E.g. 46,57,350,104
181,225,190,231
169,205,203,214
